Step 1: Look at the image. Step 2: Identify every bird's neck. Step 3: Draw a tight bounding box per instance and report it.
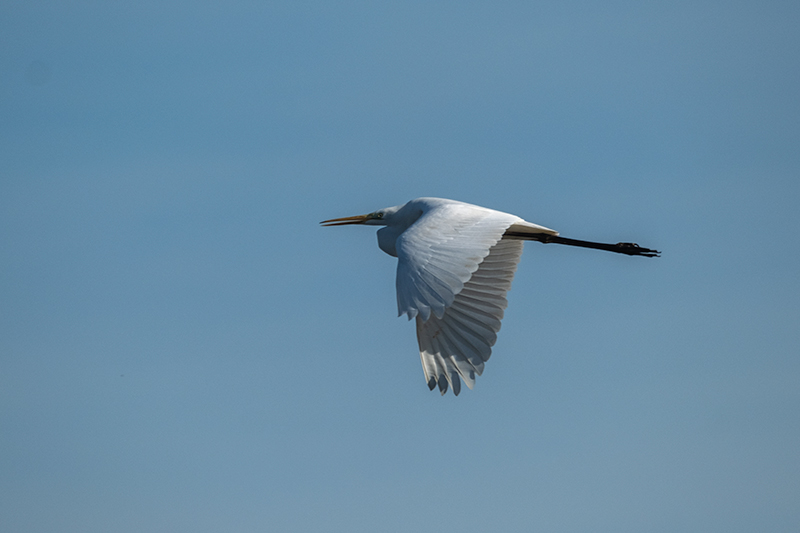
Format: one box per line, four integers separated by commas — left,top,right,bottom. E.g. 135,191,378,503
377,226,402,257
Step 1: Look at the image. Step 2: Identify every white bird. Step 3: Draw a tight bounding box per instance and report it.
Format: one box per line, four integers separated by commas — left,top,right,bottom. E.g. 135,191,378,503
322,197,658,396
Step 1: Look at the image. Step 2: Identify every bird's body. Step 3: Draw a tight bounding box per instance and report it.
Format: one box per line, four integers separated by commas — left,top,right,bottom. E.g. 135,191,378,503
322,197,658,395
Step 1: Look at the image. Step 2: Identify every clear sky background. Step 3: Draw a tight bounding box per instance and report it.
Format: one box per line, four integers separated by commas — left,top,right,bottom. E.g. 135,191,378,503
2,2,799,532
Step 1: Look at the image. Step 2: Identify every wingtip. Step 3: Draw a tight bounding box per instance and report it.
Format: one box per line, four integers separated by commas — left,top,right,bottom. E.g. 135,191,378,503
437,376,448,395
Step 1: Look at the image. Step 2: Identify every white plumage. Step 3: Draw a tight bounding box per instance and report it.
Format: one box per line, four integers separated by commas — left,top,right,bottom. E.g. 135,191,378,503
321,197,658,395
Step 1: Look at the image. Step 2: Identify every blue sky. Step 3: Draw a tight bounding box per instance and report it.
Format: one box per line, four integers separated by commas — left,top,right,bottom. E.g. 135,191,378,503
2,1,799,532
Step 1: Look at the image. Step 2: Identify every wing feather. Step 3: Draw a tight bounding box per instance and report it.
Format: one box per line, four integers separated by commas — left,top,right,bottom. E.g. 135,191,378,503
415,237,525,395
446,307,498,351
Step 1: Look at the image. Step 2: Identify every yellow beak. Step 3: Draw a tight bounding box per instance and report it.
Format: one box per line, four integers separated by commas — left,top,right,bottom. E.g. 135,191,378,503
320,214,372,226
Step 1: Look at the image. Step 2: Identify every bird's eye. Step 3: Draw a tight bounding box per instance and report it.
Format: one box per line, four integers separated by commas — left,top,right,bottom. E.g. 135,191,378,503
374,212,383,219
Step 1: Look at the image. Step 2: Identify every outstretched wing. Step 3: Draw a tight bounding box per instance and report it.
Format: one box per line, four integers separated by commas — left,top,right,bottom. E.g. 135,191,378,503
415,237,524,395
393,198,557,395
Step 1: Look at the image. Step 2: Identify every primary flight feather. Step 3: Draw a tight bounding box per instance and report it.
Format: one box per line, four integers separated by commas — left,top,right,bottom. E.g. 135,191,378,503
322,197,658,396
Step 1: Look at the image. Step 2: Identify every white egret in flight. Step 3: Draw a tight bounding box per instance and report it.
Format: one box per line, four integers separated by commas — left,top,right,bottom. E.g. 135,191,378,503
322,197,659,396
